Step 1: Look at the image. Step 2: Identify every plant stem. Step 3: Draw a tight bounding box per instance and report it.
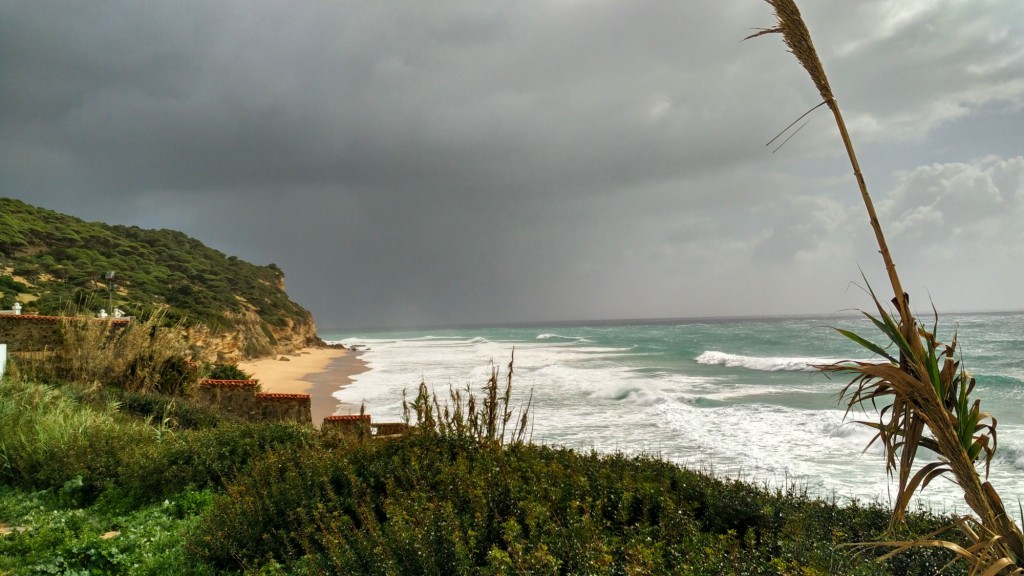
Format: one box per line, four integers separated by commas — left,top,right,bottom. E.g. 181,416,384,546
825,101,911,327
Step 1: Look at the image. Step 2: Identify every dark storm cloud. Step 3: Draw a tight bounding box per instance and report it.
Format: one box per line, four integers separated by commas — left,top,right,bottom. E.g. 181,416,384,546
2,0,1023,328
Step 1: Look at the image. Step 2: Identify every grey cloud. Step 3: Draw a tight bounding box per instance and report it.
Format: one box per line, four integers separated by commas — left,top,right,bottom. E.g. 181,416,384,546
3,0,1023,327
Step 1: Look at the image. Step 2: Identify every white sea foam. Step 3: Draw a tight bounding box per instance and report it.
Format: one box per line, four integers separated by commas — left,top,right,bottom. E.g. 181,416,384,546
695,350,856,372
329,326,1024,512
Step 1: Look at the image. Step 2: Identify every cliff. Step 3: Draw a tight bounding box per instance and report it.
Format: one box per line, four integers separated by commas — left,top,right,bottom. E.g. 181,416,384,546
0,197,322,360
188,309,323,363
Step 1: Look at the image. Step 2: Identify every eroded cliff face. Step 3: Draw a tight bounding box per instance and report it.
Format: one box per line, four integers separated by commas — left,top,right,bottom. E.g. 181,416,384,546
187,309,323,363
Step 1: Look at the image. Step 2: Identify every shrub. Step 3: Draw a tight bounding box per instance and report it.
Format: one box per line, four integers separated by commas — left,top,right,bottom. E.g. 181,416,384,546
204,362,252,381
118,391,226,429
187,434,959,575
0,377,147,501
114,421,318,509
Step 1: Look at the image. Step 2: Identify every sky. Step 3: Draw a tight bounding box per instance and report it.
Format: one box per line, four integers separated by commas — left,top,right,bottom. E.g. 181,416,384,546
2,0,1023,331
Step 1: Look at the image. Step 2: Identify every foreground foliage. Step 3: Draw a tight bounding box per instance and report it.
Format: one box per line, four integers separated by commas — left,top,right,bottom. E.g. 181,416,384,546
0,377,316,508
189,433,960,575
0,375,964,575
0,486,215,576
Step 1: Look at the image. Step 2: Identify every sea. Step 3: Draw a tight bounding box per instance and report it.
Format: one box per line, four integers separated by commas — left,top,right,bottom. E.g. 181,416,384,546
322,311,1024,515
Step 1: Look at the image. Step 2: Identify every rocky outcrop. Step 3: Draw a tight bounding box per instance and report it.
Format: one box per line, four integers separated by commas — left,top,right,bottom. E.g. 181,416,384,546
187,309,323,363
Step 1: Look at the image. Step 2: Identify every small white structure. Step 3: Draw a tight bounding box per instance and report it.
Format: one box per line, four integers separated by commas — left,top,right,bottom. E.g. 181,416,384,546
0,343,6,378
0,302,23,316
97,308,108,319
113,308,125,318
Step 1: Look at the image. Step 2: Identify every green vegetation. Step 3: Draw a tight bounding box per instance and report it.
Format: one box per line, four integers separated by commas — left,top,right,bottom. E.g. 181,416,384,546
204,363,254,381
0,197,311,334
0,360,965,575
0,197,971,574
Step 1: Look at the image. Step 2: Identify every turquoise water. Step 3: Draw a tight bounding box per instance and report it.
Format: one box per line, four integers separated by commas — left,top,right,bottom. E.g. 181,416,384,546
324,311,1024,512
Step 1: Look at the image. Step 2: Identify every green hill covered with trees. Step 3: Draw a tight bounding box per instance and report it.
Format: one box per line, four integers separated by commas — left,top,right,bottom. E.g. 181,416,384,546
0,198,319,358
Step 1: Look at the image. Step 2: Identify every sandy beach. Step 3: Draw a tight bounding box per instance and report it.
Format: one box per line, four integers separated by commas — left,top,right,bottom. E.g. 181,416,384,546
237,348,368,427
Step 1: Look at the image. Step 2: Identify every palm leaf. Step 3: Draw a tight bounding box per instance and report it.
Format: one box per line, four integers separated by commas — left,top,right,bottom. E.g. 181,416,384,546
835,328,896,362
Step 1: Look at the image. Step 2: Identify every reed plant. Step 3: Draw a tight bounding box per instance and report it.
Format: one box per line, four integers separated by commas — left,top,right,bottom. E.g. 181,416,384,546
752,1,1023,572
11,308,199,396
402,353,533,446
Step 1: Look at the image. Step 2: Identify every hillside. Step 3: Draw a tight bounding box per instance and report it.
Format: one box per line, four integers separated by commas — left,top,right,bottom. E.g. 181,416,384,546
0,198,321,360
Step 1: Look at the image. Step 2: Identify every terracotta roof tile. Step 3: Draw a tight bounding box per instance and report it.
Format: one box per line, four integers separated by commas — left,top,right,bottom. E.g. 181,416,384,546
255,393,311,400
200,379,259,387
323,414,371,422
0,314,129,324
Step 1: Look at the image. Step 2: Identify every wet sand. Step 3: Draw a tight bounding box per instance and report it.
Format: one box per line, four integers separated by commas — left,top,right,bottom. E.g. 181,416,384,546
237,348,368,427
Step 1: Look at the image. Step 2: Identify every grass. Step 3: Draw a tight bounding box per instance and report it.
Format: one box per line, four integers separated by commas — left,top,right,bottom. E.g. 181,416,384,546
0,486,216,576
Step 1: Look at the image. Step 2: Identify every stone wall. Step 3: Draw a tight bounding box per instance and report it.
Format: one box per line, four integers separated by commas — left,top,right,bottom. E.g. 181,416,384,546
0,314,65,352
321,414,407,437
196,379,261,420
322,414,371,435
373,422,409,437
0,314,130,353
255,392,312,425
196,379,313,425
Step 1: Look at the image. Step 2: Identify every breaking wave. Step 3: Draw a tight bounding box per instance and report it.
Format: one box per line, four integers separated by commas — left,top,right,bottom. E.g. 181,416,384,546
695,351,853,372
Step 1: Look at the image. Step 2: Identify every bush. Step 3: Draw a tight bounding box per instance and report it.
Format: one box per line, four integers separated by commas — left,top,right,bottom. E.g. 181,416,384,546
0,377,317,508
204,362,252,381
0,377,147,502
119,391,226,429
113,421,318,509
187,434,961,575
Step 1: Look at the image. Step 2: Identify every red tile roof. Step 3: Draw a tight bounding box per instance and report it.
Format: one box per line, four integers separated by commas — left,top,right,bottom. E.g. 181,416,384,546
323,414,371,422
255,393,311,401
0,314,129,324
199,379,258,387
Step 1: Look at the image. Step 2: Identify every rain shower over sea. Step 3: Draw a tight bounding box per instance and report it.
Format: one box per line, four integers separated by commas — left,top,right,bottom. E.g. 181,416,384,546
324,311,1024,513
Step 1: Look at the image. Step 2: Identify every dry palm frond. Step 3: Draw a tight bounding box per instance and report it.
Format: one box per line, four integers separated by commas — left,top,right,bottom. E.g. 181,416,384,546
752,0,1023,571
848,515,1024,575
818,290,1024,567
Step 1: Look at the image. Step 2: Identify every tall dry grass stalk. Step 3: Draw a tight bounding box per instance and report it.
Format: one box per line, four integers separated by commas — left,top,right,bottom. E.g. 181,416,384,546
403,353,533,446
11,310,199,396
752,1,1023,573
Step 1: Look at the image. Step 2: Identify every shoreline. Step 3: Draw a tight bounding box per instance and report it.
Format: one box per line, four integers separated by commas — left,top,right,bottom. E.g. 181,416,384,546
236,347,369,427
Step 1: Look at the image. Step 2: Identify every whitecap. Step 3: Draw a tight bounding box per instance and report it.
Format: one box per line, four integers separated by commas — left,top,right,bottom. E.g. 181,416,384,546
695,350,866,372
